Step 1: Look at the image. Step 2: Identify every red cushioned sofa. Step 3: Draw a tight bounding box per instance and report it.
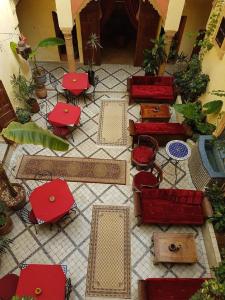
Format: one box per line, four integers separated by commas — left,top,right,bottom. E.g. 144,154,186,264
129,120,193,147
127,76,176,105
134,188,213,226
138,278,207,300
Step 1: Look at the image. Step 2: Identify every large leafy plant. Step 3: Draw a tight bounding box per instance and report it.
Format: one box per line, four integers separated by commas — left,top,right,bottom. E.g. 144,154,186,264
191,260,225,299
1,122,69,151
143,35,166,75
11,73,35,103
174,55,210,102
173,100,223,135
86,33,102,73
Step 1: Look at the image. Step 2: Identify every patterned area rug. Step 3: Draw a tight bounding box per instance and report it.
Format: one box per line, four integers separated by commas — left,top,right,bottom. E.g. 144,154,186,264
16,155,127,185
86,205,131,299
97,100,128,146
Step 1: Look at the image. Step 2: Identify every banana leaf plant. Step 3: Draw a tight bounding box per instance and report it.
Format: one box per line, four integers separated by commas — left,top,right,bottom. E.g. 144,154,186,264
10,37,65,78
173,100,223,135
1,122,69,152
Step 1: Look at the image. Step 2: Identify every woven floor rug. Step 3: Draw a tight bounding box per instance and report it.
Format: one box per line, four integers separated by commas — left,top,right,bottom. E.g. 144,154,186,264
86,205,131,299
97,100,128,146
16,155,127,185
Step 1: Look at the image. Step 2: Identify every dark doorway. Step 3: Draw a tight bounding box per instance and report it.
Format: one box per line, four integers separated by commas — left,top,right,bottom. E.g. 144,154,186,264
101,1,137,64
52,11,79,61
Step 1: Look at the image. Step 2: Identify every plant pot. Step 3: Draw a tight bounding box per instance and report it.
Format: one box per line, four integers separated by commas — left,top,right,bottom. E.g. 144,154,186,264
1,183,26,210
28,97,40,113
215,232,225,253
0,215,13,235
33,67,47,85
35,85,47,99
88,71,95,85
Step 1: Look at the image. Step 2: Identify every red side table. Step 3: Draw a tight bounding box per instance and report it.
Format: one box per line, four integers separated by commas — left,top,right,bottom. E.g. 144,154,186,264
62,72,89,95
16,264,66,300
29,178,75,224
48,102,81,127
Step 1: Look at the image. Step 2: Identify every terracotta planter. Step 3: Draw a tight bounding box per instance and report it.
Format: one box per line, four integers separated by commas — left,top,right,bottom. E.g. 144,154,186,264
1,183,26,210
35,85,47,99
33,67,47,85
0,215,13,235
28,98,40,113
215,232,225,252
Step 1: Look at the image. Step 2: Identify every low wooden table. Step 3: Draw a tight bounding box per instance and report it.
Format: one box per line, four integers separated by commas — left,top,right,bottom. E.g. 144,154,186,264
152,232,198,264
140,104,171,122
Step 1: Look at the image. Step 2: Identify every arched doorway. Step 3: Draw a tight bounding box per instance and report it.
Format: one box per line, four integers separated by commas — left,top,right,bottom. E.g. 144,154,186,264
80,0,160,66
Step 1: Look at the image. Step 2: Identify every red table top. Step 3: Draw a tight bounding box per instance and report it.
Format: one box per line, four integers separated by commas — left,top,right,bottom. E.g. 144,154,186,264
29,178,75,223
48,102,81,127
62,72,89,95
16,264,66,300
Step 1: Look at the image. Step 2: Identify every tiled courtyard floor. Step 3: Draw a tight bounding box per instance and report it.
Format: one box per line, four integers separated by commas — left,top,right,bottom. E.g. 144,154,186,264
1,63,210,299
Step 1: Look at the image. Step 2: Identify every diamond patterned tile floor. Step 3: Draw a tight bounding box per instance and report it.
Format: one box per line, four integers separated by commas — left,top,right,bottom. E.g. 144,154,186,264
2,63,210,299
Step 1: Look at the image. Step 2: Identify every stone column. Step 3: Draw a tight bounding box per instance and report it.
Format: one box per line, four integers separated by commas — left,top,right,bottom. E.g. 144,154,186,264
158,30,176,75
61,28,76,72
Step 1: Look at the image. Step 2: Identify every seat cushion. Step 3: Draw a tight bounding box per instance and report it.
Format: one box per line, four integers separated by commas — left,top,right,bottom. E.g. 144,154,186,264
0,274,19,300
131,85,174,100
132,146,154,164
134,122,186,136
133,171,159,190
145,278,206,300
142,198,204,225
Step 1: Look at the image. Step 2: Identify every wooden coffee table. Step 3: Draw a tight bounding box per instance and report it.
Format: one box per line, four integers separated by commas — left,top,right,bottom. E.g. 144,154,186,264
152,232,198,264
140,104,171,122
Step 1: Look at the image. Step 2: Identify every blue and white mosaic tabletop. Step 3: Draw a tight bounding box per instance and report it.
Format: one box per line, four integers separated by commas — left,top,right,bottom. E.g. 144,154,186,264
166,140,191,161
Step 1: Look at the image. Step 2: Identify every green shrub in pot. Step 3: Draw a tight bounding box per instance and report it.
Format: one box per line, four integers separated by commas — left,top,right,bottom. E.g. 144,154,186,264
16,108,31,124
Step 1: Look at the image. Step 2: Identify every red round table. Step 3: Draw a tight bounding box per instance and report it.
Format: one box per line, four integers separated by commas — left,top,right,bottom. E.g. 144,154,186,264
29,178,75,224
48,102,81,127
62,72,89,95
16,264,66,300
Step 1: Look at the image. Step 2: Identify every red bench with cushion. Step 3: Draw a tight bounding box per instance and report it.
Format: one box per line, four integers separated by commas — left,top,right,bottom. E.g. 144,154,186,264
138,278,207,300
134,188,213,226
129,120,193,147
128,76,176,105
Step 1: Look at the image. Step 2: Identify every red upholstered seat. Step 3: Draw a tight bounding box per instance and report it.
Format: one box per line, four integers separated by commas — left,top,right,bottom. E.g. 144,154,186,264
144,278,206,300
0,274,19,300
139,188,204,225
131,85,174,100
134,122,186,135
132,146,154,164
133,171,159,191
52,126,70,138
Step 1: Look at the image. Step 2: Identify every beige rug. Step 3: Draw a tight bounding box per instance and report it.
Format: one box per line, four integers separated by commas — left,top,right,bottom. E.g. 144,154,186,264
16,155,128,185
97,100,128,146
86,205,131,299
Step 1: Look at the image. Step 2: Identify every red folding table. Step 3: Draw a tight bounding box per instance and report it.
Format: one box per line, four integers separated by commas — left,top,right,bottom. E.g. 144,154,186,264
29,178,76,224
48,102,81,127
16,264,66,300
62,72,89,95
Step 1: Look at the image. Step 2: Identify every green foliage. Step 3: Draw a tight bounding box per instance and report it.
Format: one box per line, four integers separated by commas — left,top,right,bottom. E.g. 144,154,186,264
0,201,6,226
173,100,222,134
213,260,225,283
10,41,17,54
16,108,31,124
203,100,223,114
0,236,12,255
190,278,225,300
197,0,224,60
210,206,225,232
37,37,65,48
174,56,210,102
143,35,166,75
1,121,69,152
86,33,102,72
11,73,35,105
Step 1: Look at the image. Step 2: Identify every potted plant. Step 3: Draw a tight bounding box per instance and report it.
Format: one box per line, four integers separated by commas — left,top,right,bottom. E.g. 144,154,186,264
205,183,225,251
86,33,102,85
16,108,31,124
11,73,39,113
142,35,167,76
174,55,210,102
0,201,13,235
12,37,65,84
191,260,225,299
173,100,223,137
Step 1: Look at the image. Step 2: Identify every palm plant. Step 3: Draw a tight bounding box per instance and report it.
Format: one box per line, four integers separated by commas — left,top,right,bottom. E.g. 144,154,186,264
0,236,12,255
86,33,102,73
